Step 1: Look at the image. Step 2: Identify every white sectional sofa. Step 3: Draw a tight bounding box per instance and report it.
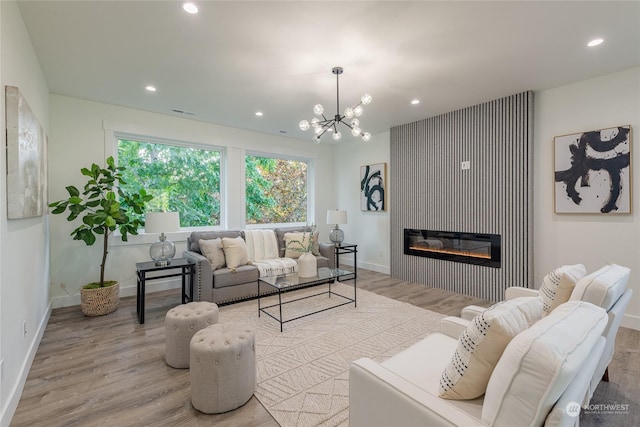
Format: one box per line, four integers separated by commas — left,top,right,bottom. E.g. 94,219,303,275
349,300,608,427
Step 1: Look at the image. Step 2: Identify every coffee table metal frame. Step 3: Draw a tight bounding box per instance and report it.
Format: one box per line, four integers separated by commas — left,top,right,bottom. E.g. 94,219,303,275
258,267,356,332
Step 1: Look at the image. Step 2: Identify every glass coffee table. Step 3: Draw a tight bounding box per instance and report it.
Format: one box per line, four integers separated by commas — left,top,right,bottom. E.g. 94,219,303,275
258,267,356,332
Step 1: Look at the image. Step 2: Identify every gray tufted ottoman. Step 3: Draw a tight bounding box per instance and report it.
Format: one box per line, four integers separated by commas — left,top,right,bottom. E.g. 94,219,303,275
190,323,256,414
165,301,219,368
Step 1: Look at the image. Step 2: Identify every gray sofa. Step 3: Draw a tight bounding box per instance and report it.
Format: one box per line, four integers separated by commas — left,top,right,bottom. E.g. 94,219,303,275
183,226,336,304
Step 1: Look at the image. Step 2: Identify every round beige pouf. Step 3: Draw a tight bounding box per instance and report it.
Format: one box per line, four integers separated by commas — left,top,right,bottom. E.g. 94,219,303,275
165,302,219,368
190,323,256,414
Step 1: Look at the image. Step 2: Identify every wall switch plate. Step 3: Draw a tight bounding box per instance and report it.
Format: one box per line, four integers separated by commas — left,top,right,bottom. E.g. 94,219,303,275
461,160,471,170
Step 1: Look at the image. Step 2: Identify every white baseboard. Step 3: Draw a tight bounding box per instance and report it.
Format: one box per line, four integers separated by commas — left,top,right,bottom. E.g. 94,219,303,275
621,313,640,331
1,302,51,427
51,278,183,309
339,258,391,275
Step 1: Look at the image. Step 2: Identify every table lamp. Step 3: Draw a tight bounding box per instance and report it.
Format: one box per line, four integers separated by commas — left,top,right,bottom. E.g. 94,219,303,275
145,211,180,266
326,209,347,244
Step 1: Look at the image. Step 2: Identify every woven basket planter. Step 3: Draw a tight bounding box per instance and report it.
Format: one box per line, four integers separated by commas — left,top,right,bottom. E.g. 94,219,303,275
81,281,119,317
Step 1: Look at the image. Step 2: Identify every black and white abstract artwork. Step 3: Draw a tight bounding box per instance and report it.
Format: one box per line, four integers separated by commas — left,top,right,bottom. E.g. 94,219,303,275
5,86,47,219
554,125,631,214
360,163,386,211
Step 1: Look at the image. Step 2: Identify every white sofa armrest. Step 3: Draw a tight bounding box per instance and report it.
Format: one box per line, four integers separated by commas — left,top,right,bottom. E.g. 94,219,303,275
461,305,487,320
349,358,485,427
505,286,540,300
440,316,469,339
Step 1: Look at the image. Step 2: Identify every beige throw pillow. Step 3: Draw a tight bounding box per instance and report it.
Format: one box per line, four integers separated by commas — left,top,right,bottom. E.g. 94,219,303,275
284,232,313,259
439,296,544,400
199,238,226,270
221,236,249,269
539,264,586,315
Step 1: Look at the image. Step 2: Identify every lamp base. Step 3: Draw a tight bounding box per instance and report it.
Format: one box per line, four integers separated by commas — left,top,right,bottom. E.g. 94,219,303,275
329,227,344,244
150,235,176,267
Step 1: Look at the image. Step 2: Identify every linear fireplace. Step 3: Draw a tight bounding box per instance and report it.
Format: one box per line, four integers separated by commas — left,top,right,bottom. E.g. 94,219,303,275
404,229,501,268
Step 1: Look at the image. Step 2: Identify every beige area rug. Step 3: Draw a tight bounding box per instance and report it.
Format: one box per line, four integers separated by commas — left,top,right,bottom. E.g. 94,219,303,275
217,282,445,427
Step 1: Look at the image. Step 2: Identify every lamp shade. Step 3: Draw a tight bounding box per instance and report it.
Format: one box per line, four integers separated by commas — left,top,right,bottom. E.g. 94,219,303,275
145,211,180,233
326,210,347,225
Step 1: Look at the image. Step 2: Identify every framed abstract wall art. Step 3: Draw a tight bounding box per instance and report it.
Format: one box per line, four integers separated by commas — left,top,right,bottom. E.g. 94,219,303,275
360,162,386,211
554,125,631,214
5,85,47,219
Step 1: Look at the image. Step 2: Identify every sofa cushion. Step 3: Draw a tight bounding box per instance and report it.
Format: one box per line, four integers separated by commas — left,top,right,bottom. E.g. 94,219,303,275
439,297,544,400
481,301,608,426
284,232,313,259
188,230,242,253
221,236,249,269
539,264,586,315
274,226,319,256
570,263,630,310
212,265,259,288
199,238,226,270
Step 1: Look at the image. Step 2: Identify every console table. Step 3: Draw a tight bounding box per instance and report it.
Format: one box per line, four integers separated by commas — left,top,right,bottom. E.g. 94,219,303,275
136,258,195,324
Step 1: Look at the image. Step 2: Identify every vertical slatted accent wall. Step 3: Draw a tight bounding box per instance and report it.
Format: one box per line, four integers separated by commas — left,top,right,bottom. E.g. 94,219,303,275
390,91,534,301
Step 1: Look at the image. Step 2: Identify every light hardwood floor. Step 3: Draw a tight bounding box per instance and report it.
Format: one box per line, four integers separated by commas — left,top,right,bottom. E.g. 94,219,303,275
11,269,639,426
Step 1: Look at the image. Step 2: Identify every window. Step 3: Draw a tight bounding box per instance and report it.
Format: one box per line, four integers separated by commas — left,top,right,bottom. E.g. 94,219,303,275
118,138,221,227
245,154,308,225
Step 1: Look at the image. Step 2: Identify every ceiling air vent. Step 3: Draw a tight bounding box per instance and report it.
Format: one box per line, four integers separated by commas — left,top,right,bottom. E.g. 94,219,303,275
171,109,195,116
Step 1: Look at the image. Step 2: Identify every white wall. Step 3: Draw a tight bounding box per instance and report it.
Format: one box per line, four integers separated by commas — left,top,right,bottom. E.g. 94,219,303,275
534,67,640,330
0,1,51,425
48,94,336,307
334,131,390,274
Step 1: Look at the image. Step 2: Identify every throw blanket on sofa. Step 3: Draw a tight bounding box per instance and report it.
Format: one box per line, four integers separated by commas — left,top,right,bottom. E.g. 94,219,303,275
244,229,279,261
252,258,298,277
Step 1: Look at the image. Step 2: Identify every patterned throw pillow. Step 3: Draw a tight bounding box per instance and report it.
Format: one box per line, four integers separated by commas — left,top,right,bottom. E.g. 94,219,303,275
284,232,313,259
199,238,226,270
221,236,249,269
539,264,587,315
439,297,544,400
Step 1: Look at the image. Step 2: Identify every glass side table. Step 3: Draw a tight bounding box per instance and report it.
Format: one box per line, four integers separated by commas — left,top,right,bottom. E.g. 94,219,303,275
135,258,195,324
333,243,357,281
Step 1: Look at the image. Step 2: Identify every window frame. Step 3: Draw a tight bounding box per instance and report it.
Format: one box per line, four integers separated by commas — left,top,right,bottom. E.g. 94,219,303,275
110,129,226,235
244,150,314,229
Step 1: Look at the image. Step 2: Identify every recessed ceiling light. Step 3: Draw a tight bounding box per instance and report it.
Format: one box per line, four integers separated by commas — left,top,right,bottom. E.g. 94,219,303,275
255,111,263,117
182,2,199,14
145,85,157,92
411,99,420,105
587,38,604,47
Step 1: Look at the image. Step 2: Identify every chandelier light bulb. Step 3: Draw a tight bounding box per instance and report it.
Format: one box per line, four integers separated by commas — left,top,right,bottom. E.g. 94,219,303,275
362,132,371,142
361,94,372,105
333,131,342,141
354,105,364,117
351,127,361,137
299,120,310,131
344,107,355,119
311,117,320,127
313,104,324,115
351,118,360,127
313,135,322,143
314,126,324,135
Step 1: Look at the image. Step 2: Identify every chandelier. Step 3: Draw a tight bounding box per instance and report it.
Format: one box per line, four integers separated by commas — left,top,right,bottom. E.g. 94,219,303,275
299,66,372,143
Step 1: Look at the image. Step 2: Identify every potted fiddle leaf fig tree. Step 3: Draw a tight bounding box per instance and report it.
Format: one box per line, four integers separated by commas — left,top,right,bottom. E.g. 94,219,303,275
49,156,153,316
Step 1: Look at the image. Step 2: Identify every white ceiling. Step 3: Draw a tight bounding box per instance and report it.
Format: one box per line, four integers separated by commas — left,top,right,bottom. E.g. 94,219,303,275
17,1,640,143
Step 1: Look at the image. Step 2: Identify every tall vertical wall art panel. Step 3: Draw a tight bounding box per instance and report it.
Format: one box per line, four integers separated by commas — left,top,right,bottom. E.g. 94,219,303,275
390,92,534,301
5,86,47,219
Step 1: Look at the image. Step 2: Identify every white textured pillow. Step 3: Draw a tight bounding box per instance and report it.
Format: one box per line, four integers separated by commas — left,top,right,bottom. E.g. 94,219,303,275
481,301,607,426
439,296,544,400
221,236,249,269
284,232,313,259
570,263,630,310
539,264,587,315
199,238,226,270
